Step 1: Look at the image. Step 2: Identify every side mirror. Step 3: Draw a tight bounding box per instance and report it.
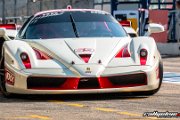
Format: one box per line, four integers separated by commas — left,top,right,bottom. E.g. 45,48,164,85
0,28,6,37
148,23,164,35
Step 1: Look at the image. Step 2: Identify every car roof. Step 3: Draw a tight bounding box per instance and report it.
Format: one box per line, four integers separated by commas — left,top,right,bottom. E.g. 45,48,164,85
35,9,110,17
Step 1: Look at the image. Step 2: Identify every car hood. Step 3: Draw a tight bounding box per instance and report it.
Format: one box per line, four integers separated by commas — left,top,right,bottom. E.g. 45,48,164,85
28,37,131,67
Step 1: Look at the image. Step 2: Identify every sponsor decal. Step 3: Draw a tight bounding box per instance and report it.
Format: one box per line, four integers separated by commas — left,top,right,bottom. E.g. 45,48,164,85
31,12,64,24
5,69,15,85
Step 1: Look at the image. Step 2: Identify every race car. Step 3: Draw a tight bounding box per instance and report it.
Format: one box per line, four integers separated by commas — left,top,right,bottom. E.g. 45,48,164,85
0,24,17,39
0,9,164,97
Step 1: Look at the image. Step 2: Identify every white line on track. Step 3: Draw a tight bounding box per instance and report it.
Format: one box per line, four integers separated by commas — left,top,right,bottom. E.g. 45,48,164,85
163,72,180,84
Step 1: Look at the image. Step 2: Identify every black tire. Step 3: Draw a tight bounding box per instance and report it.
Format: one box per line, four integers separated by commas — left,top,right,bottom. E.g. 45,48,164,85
0,58,13,98
0,76,13,98
133,61,163,96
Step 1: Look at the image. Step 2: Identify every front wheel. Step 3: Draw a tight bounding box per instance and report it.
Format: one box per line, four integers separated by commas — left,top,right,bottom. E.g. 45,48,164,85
0,76,12,98
0,58,13,98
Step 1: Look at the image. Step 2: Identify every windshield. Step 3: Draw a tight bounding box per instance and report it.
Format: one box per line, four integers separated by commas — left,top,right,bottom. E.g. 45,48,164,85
24,11,127,39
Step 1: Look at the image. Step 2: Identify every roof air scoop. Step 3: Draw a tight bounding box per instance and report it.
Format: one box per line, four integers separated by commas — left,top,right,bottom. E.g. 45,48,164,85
79,54,91,63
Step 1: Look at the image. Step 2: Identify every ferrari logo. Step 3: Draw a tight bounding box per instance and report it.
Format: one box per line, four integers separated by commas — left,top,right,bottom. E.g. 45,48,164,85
74,48,95,53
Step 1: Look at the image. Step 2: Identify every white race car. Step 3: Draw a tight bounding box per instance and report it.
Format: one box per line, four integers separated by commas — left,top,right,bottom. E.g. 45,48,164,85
0,9,164,97
0,24,17,39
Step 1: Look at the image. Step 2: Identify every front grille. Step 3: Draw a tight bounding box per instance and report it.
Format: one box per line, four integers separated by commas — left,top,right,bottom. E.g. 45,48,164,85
78,78,99,89
27,73,146,90
27,77,66,89
108,73,147,86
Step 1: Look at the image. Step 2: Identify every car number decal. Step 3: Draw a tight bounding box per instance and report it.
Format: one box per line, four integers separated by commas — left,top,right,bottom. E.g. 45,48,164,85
5,69,15,85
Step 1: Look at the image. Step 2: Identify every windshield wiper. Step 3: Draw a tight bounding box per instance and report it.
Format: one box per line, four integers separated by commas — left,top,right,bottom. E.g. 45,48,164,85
70,13,79,37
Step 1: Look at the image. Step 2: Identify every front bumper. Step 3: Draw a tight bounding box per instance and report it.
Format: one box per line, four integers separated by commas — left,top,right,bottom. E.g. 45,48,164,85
5,62,160,94
6,84,158,94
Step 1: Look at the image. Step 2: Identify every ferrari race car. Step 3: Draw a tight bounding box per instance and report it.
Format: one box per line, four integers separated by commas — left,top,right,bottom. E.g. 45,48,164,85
0,9,164,97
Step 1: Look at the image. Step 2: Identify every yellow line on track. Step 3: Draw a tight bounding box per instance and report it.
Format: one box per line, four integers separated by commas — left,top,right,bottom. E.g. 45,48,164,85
48,100,161,119
1,115,51,120
95,107,118,112
66,103,84,107
95,108,145,118
49,100,84,107
30,115,51,120
117,111,141,117
4,116,31,119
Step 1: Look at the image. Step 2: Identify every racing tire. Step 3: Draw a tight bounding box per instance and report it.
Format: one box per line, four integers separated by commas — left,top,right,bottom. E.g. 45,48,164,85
133,61,163,96
0,58,14,98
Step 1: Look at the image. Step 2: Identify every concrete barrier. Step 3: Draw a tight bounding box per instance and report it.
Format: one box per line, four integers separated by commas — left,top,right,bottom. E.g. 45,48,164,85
157,43,180,55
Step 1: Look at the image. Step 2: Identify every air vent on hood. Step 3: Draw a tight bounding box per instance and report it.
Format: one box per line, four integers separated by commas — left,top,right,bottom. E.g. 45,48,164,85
79,54,91,63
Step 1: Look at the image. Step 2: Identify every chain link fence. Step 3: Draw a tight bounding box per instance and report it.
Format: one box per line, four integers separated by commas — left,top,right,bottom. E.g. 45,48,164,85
0,0,94,24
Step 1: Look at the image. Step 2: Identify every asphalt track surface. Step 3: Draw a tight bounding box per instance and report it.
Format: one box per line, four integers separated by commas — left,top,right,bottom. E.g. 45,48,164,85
0,57,179,120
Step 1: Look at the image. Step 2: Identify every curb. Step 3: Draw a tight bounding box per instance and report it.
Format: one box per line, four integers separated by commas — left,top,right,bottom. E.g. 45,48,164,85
157,43,180,56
